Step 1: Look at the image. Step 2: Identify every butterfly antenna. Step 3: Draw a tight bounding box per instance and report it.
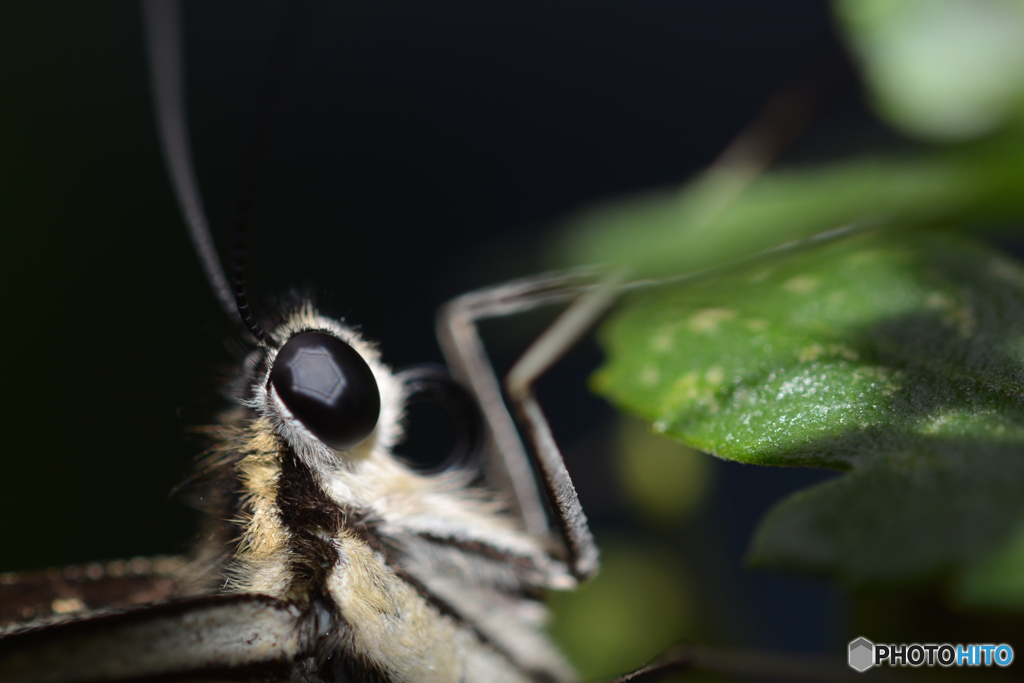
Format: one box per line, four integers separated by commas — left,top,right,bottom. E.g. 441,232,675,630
142,0,321,347
141,0,237,320
231,0,321,347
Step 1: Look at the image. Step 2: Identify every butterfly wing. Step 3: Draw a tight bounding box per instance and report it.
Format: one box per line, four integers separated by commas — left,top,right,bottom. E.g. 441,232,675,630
0,557,190,630
0,593,315,683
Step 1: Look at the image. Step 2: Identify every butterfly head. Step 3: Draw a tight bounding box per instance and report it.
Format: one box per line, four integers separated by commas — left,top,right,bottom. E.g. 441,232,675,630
249,303,406,472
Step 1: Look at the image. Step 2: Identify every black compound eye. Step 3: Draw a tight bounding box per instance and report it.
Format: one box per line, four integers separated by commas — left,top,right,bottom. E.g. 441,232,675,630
269,331,381,450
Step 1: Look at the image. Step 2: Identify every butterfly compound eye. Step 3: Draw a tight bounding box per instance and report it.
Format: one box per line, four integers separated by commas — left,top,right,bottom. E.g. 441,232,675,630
269,332,381,450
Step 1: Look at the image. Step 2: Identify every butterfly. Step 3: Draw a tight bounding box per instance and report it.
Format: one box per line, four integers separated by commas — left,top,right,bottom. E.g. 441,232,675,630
0,2,862,681
0,2,609,681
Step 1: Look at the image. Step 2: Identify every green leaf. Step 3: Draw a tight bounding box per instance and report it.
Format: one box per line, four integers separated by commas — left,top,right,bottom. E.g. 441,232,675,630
550,133,1024,280
594,231,1024,584
548,537,696,681
751,439,1024,584
834,0,1024,141
951,524,1024,609
615,415,712,523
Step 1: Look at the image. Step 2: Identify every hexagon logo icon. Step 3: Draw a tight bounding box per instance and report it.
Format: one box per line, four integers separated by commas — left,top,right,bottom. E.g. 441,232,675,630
848,637,874,672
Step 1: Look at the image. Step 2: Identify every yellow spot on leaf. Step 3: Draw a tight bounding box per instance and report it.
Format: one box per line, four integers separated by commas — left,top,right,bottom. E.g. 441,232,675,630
688,308,736,333
829,343,860,361
671,372,700,399
651,332,674,352
798,343,825,363
926,291,953,310
704,366,724,385
782,275,818,294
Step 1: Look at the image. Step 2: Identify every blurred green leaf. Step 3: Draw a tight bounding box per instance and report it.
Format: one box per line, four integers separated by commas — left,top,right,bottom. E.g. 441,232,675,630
835,0,1024,141
952,524,1024,609
616,415,712,522
750,439,1024,584
551,132,1024,280
594,231,1024,585
548,538,695,681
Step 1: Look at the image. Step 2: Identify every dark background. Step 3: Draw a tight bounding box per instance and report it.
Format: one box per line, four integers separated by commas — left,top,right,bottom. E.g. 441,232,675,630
0,0,880,666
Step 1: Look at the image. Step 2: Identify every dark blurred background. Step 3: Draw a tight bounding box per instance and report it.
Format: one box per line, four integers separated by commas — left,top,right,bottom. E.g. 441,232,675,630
0,1,884,676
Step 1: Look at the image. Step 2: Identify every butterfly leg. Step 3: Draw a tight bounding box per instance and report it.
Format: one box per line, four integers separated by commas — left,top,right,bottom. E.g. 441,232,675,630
605,643,871,683
437,268,618,581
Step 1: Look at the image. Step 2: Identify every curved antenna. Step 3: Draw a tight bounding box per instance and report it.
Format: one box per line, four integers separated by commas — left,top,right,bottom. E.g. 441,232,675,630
230,222,273,346
141,0,237,320
231,0,321,347
142,0,320,347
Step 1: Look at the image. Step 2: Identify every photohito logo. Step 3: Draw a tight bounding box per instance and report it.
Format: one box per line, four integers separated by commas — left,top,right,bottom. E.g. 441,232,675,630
848,638,874,672
848,637,1014,671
